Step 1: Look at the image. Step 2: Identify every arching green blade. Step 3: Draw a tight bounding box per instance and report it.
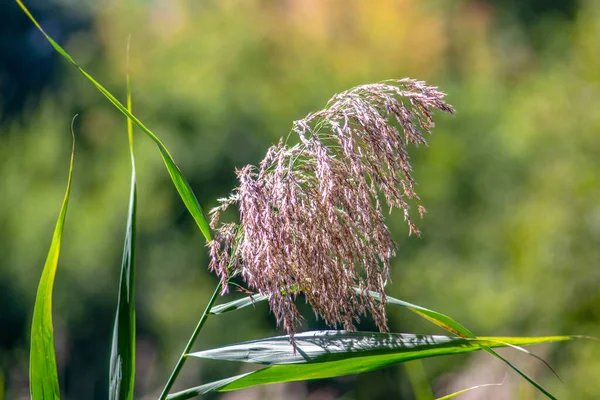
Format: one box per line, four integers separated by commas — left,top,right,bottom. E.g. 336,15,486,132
165,331,573,399
29,131,75,400
109,47,137,400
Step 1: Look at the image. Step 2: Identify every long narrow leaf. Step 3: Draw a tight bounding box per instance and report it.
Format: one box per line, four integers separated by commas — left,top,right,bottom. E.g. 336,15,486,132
170,331,572,397
29,126,76,399
109,40,137,400
167,373,254,400
189,331,571,365
435,380,505,400
15,0,212,242
482,348,557,400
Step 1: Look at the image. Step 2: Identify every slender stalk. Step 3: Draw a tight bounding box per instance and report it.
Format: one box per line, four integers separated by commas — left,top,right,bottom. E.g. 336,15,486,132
159,281,222,400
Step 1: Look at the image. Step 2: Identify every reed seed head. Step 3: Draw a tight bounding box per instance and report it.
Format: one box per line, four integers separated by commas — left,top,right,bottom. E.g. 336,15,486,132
208,78,454,338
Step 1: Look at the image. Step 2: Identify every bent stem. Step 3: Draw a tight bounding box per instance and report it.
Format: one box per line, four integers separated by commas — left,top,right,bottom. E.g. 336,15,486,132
159,281,222,400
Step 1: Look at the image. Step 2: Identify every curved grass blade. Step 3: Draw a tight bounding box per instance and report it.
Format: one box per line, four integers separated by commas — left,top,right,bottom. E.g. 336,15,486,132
15,0,211,242
482,338,561,381
209,293,268,315
377,291,559,399
189,331,571,365
435,380,505,400
167,373,253,400
29,122,76,400
171,331,571,397
109,39,136,400
361,289,476,339
482,348,557,400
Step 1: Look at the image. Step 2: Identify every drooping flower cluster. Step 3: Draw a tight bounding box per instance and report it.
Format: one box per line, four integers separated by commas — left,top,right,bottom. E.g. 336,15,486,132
208,79,454,337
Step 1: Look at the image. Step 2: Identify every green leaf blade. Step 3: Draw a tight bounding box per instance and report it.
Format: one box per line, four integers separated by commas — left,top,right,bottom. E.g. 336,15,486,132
189,331,570,366
167,373,254,400
190,331,474,365
109,48,137,400
178,331,577,397
29,132,75,400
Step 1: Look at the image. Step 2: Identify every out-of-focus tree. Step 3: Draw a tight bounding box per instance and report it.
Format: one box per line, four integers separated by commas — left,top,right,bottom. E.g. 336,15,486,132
0,1,96,122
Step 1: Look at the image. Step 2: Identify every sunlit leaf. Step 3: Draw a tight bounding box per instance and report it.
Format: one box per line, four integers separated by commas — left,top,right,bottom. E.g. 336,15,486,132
109,40,137,400
29,126,75,400
189,331,570,365
167,331,573,398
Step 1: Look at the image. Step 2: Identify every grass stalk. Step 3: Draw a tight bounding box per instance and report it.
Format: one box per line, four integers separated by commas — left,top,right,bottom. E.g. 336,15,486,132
159,281,222,400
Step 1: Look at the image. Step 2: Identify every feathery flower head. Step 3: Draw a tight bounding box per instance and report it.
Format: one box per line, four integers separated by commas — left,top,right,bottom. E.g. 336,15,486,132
208,78,454,337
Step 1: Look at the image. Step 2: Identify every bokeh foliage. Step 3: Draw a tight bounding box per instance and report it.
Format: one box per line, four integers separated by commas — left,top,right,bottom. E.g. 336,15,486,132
1,0,599,398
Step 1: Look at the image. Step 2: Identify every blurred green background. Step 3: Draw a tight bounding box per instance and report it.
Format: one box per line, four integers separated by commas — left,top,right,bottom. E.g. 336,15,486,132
1,0,599,398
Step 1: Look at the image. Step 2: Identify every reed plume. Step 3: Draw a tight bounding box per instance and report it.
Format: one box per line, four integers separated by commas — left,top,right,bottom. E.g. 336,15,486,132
208,78,454,337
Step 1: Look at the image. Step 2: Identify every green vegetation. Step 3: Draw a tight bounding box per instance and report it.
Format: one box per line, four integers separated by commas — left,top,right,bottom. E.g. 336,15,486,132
2,1,599,399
